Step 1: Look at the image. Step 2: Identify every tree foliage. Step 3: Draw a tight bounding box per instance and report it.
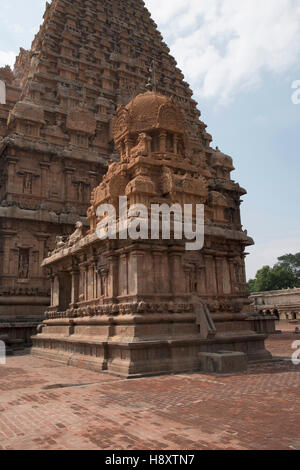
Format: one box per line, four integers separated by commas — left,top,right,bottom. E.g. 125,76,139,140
248,252,300,293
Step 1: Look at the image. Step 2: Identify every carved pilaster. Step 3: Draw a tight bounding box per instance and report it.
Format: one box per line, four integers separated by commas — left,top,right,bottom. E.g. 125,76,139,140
39,162,50,198
159,131,167,153
70,270,80,306
6,156,18,194
205,255,217,295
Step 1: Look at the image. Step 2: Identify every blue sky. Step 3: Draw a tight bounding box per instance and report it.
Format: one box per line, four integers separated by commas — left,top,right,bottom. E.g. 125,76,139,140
0,0,299,279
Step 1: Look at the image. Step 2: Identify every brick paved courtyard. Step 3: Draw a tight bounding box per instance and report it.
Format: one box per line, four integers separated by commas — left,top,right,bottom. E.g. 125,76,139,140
0,324,299,450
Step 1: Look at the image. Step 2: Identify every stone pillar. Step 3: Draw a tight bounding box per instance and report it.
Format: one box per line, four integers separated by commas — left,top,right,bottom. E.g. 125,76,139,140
50,276,55,307
2,234,13,275
229,257,237,292
159,131,167,152
36,235,48,278
223,257,232,295
87,264,95,300
52,275,60,308
119,254,128,297
71,270,80,306
40,162,50,198
163,251,171,294
146,135,152,156
129,251,144,295
125,137,134,159
216,257,224,295
153,251,162,294
79,265,84,301
58,271,72,311
64,167,75,201
107,255,119,300
184,265,191,293
215,257,232,295
6,156,18,194
78,261,88,301
174,134,179,154
98,267,109,298
170,252,184,294
197,255,207,295
84,266,89,301
93,264,98,299
205,255,217,295
88,171,98,193
240,254,247,287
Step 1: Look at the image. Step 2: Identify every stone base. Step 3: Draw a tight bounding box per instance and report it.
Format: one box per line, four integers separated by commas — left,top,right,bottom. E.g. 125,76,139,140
198,351,247,374
0,296,49,322
247,315,277,335
31,331,271,378
0,295,48,351
0,322,40,351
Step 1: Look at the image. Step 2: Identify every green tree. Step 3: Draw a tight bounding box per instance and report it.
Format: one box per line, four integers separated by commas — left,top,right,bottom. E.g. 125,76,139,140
248,253,300,292
277,252,300,278
248,278,257,293
254,265,274,292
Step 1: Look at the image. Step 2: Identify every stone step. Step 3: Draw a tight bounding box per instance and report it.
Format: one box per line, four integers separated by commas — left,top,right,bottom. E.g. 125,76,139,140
6,346,13,356
7,339,25,351
0,338,25,353
7,338,24,344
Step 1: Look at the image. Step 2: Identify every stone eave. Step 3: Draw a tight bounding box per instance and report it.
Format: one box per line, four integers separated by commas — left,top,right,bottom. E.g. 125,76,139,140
42,224,254,268
42,231,100,267
206,225,254,246
0,205,88,226
1,134,109,166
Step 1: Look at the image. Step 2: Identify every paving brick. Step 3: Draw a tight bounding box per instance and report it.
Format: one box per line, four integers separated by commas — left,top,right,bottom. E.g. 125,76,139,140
0,330,299,450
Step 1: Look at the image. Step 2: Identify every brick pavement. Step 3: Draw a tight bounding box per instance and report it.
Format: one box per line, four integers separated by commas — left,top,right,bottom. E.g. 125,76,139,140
0,327,299,450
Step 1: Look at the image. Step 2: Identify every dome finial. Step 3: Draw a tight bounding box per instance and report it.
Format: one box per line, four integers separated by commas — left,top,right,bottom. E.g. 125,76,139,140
146,59,157,92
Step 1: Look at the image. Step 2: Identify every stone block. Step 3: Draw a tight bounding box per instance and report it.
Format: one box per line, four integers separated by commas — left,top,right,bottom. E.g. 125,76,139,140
198,351,247,374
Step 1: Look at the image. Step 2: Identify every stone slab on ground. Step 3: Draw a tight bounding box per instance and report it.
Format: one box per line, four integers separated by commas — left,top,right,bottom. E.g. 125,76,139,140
198,351,247,373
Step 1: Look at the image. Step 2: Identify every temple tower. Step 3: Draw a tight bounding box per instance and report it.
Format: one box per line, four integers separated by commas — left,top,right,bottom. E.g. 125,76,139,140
0,0,250,348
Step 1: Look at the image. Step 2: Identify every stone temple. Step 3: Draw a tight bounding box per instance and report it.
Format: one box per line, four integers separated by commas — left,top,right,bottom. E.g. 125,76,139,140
0,0,272,370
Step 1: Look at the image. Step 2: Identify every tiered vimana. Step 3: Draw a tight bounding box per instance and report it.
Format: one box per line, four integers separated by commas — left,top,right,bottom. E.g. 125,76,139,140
31,90,272,377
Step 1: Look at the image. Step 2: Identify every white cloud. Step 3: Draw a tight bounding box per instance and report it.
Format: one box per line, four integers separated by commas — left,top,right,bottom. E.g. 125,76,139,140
2,0,300,104
0,51,16,68
145,0,300,104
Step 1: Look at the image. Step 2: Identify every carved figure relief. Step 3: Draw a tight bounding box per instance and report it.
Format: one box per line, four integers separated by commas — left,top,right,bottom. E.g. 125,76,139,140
18,248,30,279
